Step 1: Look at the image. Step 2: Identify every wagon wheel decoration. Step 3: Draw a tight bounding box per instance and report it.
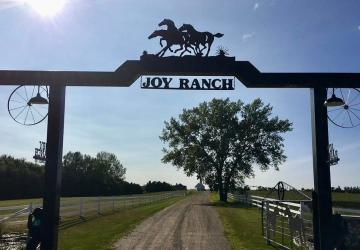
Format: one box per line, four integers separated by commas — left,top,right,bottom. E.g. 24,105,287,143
8,85,49,126
327,88,360,128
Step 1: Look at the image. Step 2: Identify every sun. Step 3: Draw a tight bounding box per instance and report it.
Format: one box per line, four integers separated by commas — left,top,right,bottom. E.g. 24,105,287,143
23,0,67,17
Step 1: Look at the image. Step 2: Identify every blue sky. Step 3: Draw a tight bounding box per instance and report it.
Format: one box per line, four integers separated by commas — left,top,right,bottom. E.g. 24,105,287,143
0,0,359,189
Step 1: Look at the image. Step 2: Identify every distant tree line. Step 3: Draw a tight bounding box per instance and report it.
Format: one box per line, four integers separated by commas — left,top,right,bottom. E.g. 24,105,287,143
255,186,273,191
0,153,186,200
0,155,43,200
256,185,360,194
144,181,187,193
331,186,360,193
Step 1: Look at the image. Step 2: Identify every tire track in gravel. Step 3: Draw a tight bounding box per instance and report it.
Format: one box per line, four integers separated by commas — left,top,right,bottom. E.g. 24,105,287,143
113,192,230,250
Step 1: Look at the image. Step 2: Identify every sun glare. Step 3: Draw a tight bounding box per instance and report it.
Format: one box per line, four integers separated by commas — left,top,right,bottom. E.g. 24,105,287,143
23,0,67,17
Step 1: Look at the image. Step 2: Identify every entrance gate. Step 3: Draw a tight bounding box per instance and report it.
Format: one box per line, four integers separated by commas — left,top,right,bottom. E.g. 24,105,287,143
1,21,360,249
261,182,313,249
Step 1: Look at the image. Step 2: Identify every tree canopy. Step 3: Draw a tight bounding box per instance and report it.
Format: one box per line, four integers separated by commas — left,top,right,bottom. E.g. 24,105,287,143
0,155,43,199
0,152,188,199
160,98,292,201
62,151,129,196
0,151,140,199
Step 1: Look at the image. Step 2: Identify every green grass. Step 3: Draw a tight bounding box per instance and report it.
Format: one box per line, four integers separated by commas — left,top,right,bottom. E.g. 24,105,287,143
209,193,275,250
331,192,360,209
2,190,358,209
0,197,88,208
0,198,42,207
0,191,188,207
58,196,185,250
250,190,360,209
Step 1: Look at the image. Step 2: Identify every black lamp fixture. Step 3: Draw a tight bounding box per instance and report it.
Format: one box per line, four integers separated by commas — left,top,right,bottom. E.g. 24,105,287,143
324,88,345,107
28,86,48,105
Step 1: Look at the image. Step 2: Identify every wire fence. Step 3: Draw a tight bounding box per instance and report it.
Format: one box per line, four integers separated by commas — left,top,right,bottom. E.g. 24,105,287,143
0,191,186,228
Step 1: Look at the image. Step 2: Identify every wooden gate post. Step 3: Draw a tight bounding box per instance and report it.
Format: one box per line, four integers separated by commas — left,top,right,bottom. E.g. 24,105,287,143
41,84,66,250
310,88,333,250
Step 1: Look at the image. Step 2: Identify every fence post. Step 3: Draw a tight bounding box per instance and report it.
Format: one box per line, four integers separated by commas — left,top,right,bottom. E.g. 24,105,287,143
300,201,304,219
265,201,270,245
79,198,83,218
112,198,115,211
97,197,101,214
29,202,33,214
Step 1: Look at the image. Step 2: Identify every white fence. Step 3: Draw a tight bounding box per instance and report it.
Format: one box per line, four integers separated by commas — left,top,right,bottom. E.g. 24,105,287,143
229,192,360,250
228,193,313,249
0,191,185,227
228,193,360,216
333,207,360,217
228,193,312,213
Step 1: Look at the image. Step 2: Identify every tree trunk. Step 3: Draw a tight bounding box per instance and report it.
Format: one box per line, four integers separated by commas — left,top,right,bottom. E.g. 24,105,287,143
217,171,227,202
223,183,229,203
219,189,227,202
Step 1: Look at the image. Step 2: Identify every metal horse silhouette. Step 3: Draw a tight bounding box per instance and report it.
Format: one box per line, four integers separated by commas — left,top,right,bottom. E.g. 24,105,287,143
148,19,192,57
148,19,223,57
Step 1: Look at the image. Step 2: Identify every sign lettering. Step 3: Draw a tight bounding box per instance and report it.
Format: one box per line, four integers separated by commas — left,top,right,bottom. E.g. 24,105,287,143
141,77,235,90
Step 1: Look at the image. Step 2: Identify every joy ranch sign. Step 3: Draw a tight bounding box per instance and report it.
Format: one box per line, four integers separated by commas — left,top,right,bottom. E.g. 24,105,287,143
141,77,235,90
141,19,234,90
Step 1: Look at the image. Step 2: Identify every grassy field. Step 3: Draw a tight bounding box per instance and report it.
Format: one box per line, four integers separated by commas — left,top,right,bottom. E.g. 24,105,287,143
58,196,185,250
209,193,275,250
0,198,42,207
0,192,180,207
0,192,186,235
0,193,188,249
250,190,360,209
2,190,358,209
331,192,360,209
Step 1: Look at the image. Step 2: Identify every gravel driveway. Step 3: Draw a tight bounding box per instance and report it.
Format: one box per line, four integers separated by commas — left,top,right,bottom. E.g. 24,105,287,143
113,192,230,250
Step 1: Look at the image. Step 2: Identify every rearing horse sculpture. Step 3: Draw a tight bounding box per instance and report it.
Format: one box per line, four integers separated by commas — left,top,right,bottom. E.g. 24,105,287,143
179,24,223,56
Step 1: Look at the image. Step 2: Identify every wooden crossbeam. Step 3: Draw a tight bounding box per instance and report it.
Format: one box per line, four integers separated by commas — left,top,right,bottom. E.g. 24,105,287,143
0,56,359,88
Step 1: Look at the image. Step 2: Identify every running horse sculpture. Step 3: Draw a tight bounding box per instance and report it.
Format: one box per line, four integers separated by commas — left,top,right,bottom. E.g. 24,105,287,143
179,24,223,56
148,19,192,57
148,19,224,57
148,29,188,57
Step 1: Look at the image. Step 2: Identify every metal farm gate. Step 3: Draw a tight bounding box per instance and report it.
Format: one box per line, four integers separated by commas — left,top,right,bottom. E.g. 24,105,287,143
261,182,314,249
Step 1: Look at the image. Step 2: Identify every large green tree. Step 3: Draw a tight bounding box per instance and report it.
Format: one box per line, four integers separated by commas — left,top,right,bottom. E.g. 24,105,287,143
160,98,292,202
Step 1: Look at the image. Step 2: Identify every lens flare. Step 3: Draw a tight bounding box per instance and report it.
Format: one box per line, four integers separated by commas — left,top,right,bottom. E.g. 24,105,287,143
23,0,67,17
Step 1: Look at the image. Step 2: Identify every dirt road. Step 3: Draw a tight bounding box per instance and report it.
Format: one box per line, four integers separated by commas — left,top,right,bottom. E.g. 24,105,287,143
113,192,230,250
